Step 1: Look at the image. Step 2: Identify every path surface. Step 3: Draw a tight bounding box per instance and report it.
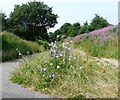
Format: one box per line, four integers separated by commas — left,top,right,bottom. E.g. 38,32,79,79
0,61,50,98
74,49,119,67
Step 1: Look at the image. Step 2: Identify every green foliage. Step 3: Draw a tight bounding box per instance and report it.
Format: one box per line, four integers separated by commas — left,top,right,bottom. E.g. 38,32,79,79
36,39,49,49
74,29,118,59
11,48,118,98
79,21,89,34
2,32,45,62
0,12,7,31
89,14,109,31
7,2,58,41
49,23,71,41
50,14,110,40
67,22,81,37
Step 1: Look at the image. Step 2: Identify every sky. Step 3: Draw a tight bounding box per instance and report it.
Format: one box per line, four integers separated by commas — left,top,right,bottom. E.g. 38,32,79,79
0,0,119,32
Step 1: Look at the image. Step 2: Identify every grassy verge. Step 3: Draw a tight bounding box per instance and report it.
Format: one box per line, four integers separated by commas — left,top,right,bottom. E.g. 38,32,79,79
1,31,45,62
11,47,118,98
74,27,118,59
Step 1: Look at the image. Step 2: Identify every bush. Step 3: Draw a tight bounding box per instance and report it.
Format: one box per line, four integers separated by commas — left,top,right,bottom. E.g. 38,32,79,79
2,32,45,62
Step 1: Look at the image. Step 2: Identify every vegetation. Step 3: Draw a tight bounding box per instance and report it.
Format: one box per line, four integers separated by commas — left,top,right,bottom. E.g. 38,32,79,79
11,38,118,98
49,14,109,41
74,26,118,59
2,2,58,41
2,32,45,62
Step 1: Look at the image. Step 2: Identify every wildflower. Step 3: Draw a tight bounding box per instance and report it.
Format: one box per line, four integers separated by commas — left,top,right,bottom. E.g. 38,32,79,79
56,56,59,58
42,74,45,77
66,42,69,44
52,74,56,79
16,48,18,51
19,52,21,56
48,74,51,78
61,35,65,38
80,67,82,69
74,57,77,60
51,42,53,45
60,52,63,57
57,66,60,69
68,47,71,50
57,35,59,38
69,55,72,58
50,63,53,66
27,51,29,54
41,68,47,71
62,42,65,47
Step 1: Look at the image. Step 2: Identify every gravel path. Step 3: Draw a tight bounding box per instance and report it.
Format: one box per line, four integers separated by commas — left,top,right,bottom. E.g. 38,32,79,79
0,61,50,98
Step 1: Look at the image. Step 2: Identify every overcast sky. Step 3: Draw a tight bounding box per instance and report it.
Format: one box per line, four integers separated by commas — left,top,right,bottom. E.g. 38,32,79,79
0,0,119,32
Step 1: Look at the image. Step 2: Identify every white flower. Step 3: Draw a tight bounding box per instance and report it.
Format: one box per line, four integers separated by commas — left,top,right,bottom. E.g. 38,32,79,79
27,51,29,54
57,66,60,69
62,42,65,47
74,57,77,60
52,74,56,78
16,48,18,51
80,67,82,69
64,46,67,49
50,63,53,66
53,50,56,53
66,42,69,44
19,52,21,56
60,52,63,57
68,48,71,50
61,35,65,38
48,74,51,78
57,35,59,37
51,42,53,45
41,68,47,71
56,56,59,58
69,55,72,58
43,74,45,77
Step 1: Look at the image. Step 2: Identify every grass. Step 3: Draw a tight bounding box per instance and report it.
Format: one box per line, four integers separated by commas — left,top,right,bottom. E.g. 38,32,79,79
11,45,118,98
74,27,118,59
1,31,45,62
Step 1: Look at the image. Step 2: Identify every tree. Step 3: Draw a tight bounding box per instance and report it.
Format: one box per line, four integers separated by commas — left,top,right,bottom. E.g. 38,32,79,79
49,23,71,41
89,14,109,31
8,2,58,41
67,22,81,37
0,12,7,31
79,21,89,34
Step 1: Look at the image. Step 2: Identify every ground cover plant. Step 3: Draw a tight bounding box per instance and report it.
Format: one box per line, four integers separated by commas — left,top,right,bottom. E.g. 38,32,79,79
73,25,118,59
2,32,45,62
11,35,118,98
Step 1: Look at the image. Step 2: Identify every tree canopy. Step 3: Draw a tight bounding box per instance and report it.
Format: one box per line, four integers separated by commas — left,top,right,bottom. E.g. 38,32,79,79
7,2,58,41
89,14,109,31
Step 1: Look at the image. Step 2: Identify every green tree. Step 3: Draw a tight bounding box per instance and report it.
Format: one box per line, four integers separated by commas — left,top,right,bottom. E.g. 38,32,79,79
79,21,89,34
89,14,109,31
49,23,71,41
8,2,58,41
67,22,81,37
0,12,7,31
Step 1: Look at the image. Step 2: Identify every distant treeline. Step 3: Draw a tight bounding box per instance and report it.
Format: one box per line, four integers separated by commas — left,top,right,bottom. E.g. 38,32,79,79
1,1,110,43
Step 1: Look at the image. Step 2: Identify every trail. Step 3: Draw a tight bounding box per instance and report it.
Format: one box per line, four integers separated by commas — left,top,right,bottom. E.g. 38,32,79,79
74,49,118,67
1,61,50,98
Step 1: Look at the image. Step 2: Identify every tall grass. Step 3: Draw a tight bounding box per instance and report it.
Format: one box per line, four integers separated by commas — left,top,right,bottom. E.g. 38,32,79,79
74,26,118,59
11,38,118,98
1,31,45,62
